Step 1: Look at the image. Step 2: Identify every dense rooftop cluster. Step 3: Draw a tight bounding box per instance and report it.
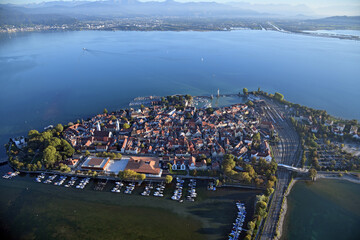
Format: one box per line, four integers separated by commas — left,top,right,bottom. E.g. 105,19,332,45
63,98,273,171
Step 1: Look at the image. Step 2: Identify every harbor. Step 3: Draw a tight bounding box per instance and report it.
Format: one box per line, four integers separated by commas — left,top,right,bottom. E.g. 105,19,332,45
0,165,261,240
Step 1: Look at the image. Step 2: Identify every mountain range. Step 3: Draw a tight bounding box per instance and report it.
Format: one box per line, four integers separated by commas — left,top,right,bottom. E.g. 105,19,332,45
1,0,359,26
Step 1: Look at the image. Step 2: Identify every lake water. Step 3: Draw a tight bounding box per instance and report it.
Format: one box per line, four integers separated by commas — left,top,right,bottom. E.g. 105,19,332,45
282,179,360,240
1,30,360,158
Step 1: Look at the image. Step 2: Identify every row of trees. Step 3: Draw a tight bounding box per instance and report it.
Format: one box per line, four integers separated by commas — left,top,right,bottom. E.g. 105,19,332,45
118,169,146,181
245,190,275,239
95,152,122,159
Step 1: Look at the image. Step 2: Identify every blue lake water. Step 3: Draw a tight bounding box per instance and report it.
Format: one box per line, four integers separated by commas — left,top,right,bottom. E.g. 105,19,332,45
282,179,360,240
1,30,360,158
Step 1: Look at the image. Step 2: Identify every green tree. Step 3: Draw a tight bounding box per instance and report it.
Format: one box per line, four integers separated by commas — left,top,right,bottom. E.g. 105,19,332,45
266,180,274,189
253,132,261,142
103,108,108,114
274,92,284,101
243,88,248,95
247,221,255,231
43,145,57,166
165,175,173,184
244,235,252,240
309,168,317,181
28,130,40,139
55,124,63,133
123,123,130,129
85,150,90,157
246,100,254,107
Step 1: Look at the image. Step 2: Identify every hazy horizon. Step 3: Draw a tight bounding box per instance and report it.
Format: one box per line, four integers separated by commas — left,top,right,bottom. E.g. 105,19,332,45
1,0,360,17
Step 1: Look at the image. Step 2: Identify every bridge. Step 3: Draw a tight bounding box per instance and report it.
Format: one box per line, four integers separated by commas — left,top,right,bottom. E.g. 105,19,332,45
277,164,308,173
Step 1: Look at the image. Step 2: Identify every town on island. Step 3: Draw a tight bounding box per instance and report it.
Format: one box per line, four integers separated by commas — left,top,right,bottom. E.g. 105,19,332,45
4,89,360,240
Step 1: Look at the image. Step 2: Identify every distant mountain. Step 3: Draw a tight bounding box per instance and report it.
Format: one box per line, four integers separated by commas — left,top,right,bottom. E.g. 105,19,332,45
0,5,77,25
306,16,360,25
1,0,264,20
228,2,316,18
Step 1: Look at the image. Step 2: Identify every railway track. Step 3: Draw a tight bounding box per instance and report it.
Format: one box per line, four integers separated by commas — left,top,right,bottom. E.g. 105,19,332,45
259,99,300,240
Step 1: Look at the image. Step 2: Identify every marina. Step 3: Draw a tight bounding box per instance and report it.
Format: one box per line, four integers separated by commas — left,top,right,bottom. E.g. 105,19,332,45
54,176,67,186
43,174,57,184
111,181,124,193
172,177,184,201
0,166,260,240
141,182,153,196
186,179,197,202
153,182,165,197
76,177,90,189
2,171,20,179
64,176,78,188
228,202,246,240
124,182,135,194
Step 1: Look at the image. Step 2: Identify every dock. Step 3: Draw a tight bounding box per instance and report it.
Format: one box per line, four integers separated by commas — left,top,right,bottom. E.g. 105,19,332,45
94,179,108,191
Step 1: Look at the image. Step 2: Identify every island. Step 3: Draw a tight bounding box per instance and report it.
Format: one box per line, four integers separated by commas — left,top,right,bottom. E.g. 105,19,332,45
4,90,360,240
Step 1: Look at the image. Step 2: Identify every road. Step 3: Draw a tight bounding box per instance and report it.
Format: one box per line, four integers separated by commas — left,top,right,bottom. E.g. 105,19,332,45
259,98,300,240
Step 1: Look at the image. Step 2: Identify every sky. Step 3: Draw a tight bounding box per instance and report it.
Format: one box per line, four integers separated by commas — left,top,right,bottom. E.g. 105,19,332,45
1,0,359,16
1,0,359,5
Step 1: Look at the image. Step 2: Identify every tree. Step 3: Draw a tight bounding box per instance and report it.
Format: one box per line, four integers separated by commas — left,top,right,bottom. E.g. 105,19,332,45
309,168,317,181
255,178,264,186
165,175,173,184
253,132,261,142
274,92,284,101
185,94,193,101
103,108,108,114
244,235,252,240
55,124,63,133
265,187,274,196
243,88,248,95
28,130,40,139
206,158,212,165
266,180,274,189
247,221,255,231
246,100,254,107
139,174,146,181
85,150,90,157
43,145,57,166
123,123,130,129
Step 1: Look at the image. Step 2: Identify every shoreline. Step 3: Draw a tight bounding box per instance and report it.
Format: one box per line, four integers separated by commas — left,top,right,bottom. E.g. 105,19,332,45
316,173,360,184
1,28,359,41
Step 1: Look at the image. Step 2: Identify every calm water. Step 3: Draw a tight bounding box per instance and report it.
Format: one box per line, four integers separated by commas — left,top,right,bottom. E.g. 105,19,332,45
282,179,360,240
1,30,360,158
0,165,260,240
